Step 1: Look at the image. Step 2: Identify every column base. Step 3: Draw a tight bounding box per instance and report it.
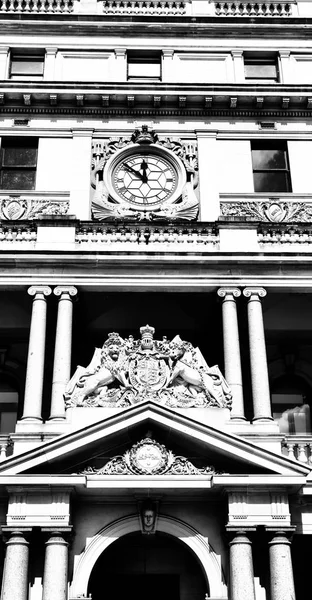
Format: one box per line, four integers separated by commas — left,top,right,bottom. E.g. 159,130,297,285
230,415,247,422
252,416,274,423
20,416,43,423
48,416,66,422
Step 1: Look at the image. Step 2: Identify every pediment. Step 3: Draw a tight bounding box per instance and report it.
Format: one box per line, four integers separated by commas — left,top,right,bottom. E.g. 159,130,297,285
0,402,309,480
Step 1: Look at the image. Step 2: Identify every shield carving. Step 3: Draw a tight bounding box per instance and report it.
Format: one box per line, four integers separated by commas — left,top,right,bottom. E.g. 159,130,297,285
129,356,169,392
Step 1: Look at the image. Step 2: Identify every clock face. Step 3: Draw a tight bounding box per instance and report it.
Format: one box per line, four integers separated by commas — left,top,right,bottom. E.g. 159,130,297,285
112,152,178,206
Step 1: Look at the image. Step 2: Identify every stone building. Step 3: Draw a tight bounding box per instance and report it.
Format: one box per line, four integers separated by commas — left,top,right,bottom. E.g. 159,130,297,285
1,1,312,599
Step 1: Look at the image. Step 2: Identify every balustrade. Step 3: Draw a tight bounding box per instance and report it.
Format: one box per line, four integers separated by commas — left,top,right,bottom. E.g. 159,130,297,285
0,0,73,12
282,437,312,464
76,223,219,248
214,1,294,16
102,0,186,14
0,224,37,247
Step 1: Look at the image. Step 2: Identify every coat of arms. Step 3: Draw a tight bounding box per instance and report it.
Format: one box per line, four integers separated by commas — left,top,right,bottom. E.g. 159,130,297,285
65,325,232,409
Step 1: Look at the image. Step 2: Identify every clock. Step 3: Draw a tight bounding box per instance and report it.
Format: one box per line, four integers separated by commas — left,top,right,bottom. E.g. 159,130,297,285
103,143,187,210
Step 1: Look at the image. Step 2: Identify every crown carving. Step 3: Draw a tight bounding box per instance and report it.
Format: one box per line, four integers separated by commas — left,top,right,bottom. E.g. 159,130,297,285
131,124,158,145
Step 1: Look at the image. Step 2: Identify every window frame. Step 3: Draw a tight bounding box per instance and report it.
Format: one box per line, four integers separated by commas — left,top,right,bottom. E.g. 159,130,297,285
244,54,280,84
9,50,45,81
0,137,38,191
251,141,292,193
127,50,162,81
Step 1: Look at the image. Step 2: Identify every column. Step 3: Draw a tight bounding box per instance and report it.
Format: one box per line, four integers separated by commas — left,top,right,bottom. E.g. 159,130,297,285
1,530,30,600
22,286,52,422
243,287,272,422
114,47,127,81
196,131,219,221
70,129,94,220
42,531,69,600
278,51,292,84
231,50,245,83
268,532,296,600
217,288,245,420
0,47,9,79
50,286,77,420
44,47,58,80
161,49,174,82
229,531,256,600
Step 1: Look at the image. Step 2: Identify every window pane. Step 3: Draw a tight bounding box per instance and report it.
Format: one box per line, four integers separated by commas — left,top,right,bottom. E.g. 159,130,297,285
252,148,286,170
2,146,37,167
1,170,36,190
128,62,160,78
0,411,17,433
253,171,290,192
11,59,44,76
245,64,277,79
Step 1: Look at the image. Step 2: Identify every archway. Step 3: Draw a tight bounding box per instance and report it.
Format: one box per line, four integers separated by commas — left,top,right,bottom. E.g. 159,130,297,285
71,515,226,598
87,531,207,600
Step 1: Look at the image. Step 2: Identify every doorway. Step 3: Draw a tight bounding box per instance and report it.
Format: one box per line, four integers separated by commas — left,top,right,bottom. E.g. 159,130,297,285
87,532,207,600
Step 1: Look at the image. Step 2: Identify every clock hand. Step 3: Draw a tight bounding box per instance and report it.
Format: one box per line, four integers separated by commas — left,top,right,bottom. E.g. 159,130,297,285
140,159,148,184
123,163,144,181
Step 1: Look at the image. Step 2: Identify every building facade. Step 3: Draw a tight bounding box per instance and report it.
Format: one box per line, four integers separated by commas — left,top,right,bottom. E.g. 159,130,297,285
1,1,312,599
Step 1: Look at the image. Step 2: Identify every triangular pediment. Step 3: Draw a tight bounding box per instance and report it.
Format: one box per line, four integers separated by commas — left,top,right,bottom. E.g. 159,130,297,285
0,403,309,480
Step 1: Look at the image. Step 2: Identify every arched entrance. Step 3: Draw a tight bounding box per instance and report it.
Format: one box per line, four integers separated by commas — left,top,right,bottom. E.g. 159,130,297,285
87,532,207,600
71,515,226,598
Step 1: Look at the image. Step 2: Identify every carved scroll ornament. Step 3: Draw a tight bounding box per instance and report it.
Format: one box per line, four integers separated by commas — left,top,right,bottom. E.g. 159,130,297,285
221,201,312,223
65,325,232,409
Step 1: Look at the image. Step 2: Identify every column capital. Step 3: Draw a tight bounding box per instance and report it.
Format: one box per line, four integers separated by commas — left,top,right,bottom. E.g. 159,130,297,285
0,47,9,55
28,285,52,298
218,287,241,299
114,47,127,57
53,286,77,298
1,528,32,545
243,287,267,300
231,50,244,58
279,50,291,58
45,46,58,56
162,49,174,58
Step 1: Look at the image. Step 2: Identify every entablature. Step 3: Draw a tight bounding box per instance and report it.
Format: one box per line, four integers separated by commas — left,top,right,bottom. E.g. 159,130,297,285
0,82,312,117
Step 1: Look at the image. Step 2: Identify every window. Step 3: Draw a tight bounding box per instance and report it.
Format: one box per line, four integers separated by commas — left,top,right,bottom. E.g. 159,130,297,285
9,51,44,80
251,141,292,193
0,377,18,434
271,375,311,434
244,55,279,83
0,138,38,190
127,51,161,80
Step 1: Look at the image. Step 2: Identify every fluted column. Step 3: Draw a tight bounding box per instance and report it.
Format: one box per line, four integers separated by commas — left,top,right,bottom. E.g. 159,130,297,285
269,532,296,600
243,287,273,422
42,531,69,600
50,286,77,421
1,531,30,600
217,288,245,420
22,286,52,421
229,531,256,600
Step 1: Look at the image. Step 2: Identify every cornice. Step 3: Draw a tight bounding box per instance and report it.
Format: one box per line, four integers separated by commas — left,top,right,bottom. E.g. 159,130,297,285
0,82,312,118
1,15,312,38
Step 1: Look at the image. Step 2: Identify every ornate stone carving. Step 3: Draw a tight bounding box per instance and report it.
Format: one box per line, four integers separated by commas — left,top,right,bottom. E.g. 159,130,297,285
0,197,69,220
91,125,199,222
221,201,312,223
65,325,232,409
78,436,217,475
